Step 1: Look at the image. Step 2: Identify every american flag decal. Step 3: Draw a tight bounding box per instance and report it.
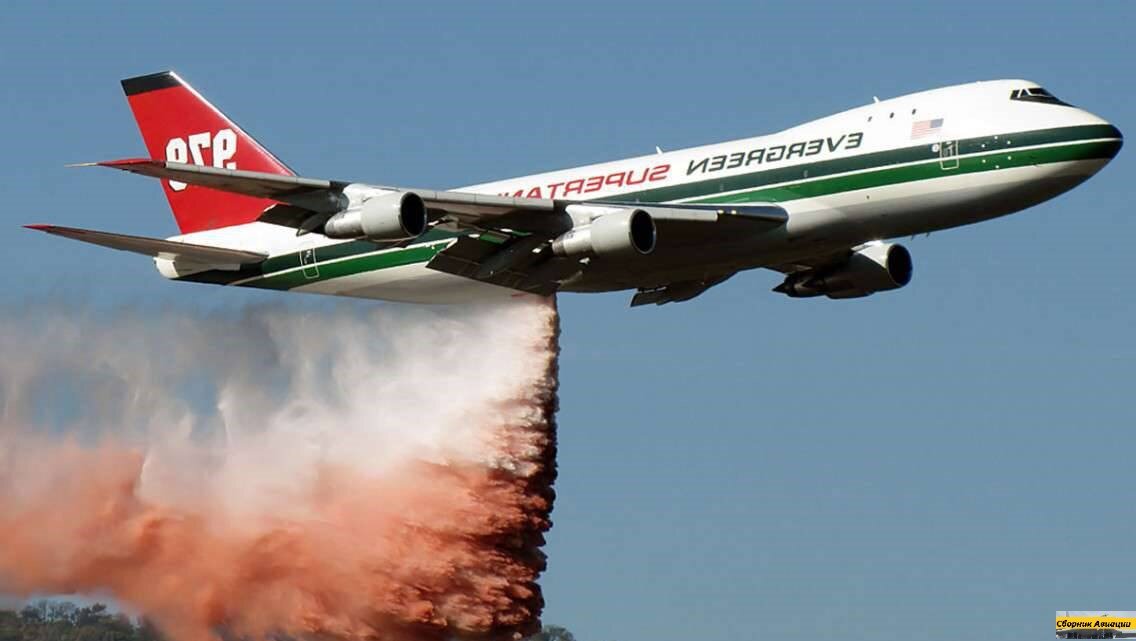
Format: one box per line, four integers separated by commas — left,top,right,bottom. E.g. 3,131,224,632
911,118,944,139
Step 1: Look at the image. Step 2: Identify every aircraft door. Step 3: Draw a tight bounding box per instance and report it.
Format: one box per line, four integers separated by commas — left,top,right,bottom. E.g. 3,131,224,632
938,140,959,170
299,240,320,280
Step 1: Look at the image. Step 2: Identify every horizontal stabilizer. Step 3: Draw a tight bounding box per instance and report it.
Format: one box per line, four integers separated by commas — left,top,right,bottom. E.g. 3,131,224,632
24,224,267,265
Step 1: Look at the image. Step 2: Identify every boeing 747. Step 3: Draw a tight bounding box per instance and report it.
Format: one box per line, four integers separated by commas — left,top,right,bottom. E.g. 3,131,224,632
28,72,1122,305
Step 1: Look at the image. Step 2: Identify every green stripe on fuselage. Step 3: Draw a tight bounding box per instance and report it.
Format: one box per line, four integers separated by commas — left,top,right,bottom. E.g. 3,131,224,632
175,124,1121,291
243,242,449,291
691,138,1120,205
613,123,1119,204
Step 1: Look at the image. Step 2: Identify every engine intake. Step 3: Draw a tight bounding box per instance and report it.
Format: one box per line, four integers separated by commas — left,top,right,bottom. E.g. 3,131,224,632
775,242,913,299
551,208,656,258
323,191,428,241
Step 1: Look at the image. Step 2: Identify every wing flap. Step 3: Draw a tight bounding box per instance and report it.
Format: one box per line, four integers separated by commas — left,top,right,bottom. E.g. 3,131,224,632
426,236,579,296
423,192,570,235
619,202,788,225
630,273,735,307
24,224,267,265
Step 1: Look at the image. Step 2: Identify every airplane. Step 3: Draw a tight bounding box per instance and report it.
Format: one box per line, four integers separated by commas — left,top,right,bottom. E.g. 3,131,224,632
27,72,1122,306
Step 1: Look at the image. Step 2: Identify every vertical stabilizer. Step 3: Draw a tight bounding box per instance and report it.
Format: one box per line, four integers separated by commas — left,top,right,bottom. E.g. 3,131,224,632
121,71,294,233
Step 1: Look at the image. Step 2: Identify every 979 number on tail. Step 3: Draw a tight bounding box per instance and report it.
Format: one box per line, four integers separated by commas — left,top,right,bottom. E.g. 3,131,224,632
165,129,237,191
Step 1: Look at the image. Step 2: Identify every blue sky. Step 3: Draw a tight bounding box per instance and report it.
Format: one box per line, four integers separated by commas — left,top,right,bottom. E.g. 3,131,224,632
1,2,1134,639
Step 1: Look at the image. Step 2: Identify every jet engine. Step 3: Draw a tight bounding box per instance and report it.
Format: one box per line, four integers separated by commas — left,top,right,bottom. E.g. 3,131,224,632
551,208,656,258
775,242,913,299
323,190,428,241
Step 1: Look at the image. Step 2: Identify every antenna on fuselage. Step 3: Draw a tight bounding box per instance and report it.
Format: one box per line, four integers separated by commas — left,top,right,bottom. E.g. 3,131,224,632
655,146,664,154
873,96,880,103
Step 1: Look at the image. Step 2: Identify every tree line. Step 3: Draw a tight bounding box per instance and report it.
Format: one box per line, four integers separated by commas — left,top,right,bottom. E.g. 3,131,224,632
0,601,577,641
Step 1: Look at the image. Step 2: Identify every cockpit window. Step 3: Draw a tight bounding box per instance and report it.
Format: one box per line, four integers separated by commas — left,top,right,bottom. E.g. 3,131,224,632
1010,87,1073,106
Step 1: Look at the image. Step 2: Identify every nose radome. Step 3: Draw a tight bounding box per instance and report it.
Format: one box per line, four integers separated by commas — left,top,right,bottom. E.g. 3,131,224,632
1093,117,1123,159
1076,109,1123,159
1110,126,1123,159
1107,122,1124,144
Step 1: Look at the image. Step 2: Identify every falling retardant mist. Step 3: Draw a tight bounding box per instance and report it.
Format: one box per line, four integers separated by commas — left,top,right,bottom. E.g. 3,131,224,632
0,299,560,641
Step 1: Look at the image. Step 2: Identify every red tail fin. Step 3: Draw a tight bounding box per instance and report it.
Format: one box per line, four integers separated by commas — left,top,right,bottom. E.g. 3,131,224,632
121,71,295,234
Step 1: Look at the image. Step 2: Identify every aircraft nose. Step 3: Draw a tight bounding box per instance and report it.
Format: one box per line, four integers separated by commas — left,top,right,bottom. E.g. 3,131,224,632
1099,122,1123,160
1076,108,1123,160
1105,123,1123,158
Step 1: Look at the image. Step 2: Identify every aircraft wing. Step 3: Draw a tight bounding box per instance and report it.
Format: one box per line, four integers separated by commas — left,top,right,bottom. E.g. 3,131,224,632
23,224,267,265
422,204,784,301
81,158,786,235
77,159,342,198
423,206,778,304
84,159,570,235
82,159,788,300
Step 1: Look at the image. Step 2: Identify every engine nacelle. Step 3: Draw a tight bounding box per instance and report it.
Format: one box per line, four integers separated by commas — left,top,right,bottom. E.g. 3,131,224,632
776,242,914,299
551,208,656,258
323,190,428,241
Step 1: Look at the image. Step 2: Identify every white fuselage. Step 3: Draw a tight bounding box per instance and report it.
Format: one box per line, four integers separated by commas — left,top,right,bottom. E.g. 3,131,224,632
166,79,1121,303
